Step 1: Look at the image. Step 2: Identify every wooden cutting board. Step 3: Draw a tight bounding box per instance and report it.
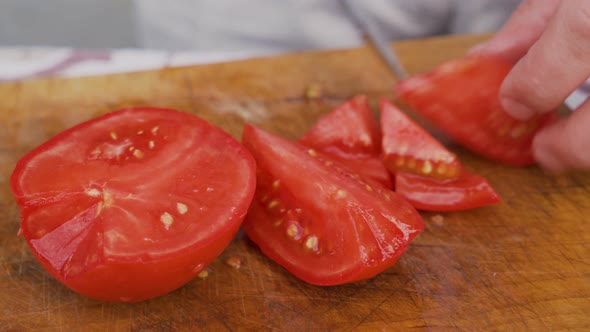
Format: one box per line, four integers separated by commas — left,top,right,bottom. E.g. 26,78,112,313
0,34,588,331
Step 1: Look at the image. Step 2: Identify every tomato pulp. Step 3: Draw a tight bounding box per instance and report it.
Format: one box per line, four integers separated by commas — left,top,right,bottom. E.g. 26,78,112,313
242,124,423,286
380,98,500,211
10,108,256,302
298,95,392,188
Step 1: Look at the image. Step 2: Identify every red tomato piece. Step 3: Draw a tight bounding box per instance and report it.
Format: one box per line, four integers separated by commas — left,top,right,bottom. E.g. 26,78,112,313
10,108,256,302
242,124,424,286
396,56,557,166
395,171,500,212
298,95,392,187
380,98,461,179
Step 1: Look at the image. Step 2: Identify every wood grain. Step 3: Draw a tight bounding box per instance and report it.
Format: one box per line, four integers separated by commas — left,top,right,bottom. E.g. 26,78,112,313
0,34,589,331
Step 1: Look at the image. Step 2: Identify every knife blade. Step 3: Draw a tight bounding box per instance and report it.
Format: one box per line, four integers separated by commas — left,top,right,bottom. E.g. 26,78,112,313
341,0,449,142
341,0,408,80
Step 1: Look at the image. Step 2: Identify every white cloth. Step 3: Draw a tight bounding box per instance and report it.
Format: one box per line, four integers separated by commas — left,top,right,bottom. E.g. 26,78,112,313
134,0,520,52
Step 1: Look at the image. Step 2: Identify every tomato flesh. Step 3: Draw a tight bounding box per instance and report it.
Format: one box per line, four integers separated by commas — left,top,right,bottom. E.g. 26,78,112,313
395,171,500,212
242,124,423,286
10,108,256,302
298,95,392,187
396,56,557,166
380,98,461,179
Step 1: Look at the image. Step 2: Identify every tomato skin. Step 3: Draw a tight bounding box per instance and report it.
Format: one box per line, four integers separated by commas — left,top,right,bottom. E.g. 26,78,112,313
242,124,424,286
11,107,256,302
396,56,557,166
298,95,392,188
395,171,500,212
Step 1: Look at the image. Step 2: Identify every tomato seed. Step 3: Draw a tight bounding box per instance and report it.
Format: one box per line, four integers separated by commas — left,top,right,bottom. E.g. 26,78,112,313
176,202,188,215
151,126,159,135
422,161,433,175
286,222,303,240
395,157,405,167
148,140,155,149
303,235,319,252
109,131,118,140
307,149,317,157
267,200,280,209
272,180,280,189
436,163,447,176
160,212,174,230
133,149,144,159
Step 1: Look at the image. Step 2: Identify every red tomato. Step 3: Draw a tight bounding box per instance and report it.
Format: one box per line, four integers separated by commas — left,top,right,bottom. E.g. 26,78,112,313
396,56,557,166
380,98,461,179
242,124,424,286
298,95,392,187
10,108,256,302
379,97,500,211
395,171,500,212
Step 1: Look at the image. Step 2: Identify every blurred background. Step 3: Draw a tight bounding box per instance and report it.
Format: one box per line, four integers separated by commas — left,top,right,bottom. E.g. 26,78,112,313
0,0,137,48
0,0,520,51
0,0,521,81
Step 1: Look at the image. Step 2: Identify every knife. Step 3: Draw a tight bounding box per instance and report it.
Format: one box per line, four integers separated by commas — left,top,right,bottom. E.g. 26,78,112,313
341,0,408,80
341,0,449,141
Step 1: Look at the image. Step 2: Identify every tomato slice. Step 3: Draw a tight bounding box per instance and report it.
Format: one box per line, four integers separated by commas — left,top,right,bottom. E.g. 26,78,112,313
10,108,256,302
395,171,500,212
298,95,392,187
396,56,557,166
380,98,461,179
242,124,424,286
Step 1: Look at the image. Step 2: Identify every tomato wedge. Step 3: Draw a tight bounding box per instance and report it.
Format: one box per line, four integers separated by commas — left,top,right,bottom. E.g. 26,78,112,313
395,171,500,212
380,98,461,179
379,97,500,211
298,95,392,187
396,56,557,166
242,124,423,286
10,108,256,302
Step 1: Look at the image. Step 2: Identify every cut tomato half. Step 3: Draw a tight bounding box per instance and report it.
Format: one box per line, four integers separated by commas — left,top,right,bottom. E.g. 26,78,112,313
10,108,256,302
396,56,557,166
395,171,500,212
242,124,423,286
380,98,461,179
298,95,392,187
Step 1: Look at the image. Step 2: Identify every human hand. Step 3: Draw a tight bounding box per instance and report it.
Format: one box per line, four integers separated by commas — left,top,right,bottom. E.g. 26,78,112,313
470,0,590,173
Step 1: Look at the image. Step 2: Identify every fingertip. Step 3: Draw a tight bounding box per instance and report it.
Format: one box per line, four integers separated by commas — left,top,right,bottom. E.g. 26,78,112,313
500,97,535,120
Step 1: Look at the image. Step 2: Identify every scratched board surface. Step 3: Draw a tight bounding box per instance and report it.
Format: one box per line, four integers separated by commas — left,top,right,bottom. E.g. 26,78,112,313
0,35,589,331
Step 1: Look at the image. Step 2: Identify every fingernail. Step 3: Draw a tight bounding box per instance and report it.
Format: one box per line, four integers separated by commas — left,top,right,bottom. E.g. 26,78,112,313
500,97,534,120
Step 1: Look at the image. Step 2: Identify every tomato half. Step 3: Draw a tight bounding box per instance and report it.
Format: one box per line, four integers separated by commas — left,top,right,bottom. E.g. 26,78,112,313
298,95,392,187
395,171,500,212
242,124,423,286
10,108,256,302
396,56,557,166
380,98,461,179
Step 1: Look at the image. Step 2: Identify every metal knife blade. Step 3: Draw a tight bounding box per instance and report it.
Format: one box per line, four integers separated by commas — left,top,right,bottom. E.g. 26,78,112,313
341,0,408,80
341,0,449,142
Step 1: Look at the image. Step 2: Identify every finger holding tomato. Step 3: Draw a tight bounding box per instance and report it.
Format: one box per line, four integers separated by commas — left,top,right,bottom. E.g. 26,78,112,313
470,0,590,173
